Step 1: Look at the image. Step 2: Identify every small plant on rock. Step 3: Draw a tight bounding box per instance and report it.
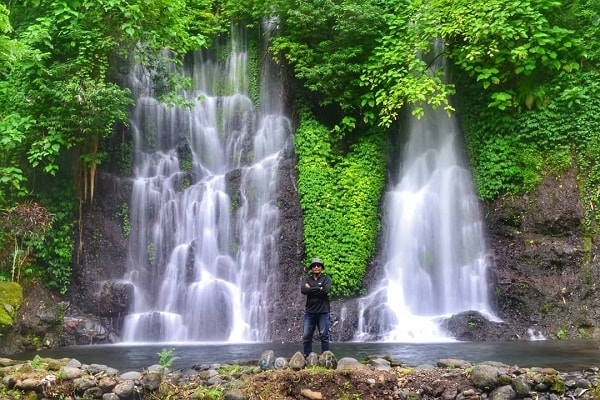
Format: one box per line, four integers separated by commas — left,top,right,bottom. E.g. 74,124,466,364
157,348,179,376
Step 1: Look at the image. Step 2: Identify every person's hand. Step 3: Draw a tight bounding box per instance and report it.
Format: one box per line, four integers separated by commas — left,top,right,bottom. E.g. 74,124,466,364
305,283,310,288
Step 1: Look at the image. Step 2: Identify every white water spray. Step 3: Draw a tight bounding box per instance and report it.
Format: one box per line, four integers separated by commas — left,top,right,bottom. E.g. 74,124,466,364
356,46,496,342
121,27,290,343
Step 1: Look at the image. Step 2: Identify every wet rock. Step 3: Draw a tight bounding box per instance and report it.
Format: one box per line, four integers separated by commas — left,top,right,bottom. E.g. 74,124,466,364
91,280,133,318
442,311,519,341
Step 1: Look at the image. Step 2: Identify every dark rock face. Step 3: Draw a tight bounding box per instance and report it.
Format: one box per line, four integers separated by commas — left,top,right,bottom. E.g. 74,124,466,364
64,171,132,344
442,311,522,341
485,166,600,340
266,140,307,343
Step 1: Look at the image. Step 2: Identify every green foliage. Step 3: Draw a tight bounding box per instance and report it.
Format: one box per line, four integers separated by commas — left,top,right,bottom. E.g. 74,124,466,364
296,111,386,296
0,0,222,295
116,204,131,238
30,198,74,295
359,0,584,127
269,0,386,125
460,68,600,235
29,355,42,369
361,6,456,126
192,387,224,399
0,282,23,328
157,348,180,375
0,202,53,283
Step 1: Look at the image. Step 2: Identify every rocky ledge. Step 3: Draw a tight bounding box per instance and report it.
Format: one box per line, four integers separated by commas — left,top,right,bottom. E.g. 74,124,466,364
0,350,598,400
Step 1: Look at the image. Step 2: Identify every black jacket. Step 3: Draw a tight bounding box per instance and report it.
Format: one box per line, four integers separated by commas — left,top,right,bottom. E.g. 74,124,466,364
301,273,332,313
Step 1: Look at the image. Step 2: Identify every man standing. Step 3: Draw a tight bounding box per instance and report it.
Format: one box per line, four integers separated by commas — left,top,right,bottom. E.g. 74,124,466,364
301,257,332,357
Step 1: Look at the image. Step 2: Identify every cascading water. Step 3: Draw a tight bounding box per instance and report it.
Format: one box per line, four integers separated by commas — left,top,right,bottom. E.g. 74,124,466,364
356,44,496,342
121,26,291,343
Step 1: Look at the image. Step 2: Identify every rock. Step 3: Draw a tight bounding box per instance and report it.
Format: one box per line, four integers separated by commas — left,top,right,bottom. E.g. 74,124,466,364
73,377,96,393
194,369,216,381
274,357,288,370
306,352,319,367
62,366,82,379
91,281,133,317
575,378,591,388
442,311,518,341
16,378,39,391
207,375,224,386
97,376,117,392
113,380,135,398
223,389,245,400
336,357,367,370
369,357,391,371
86,363,110,375
300,388,323,399
259,350,275,370
67,359,82,368
511,375,531,396
318,351,337,369
141,371,162,391
119,371,141,380
84,386,104,398
490,384,517,400
289,351,307,370
470,364,500,389
437,358,472,369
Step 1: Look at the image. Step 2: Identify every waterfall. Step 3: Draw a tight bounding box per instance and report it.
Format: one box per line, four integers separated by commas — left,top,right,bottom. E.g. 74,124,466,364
356,44,496,342
121,26,291,343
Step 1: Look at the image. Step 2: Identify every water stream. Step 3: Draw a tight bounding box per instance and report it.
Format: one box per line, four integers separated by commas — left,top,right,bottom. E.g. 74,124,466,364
121,26,290,343
356,48,496,341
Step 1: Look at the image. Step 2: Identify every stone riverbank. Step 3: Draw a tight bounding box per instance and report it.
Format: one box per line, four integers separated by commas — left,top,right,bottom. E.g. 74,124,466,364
0,350,599,399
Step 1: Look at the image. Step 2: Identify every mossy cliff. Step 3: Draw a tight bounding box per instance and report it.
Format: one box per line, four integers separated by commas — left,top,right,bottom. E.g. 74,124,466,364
0,282,22,332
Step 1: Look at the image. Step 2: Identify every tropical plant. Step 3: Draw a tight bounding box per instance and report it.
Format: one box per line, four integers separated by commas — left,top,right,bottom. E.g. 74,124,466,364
295,111,387,296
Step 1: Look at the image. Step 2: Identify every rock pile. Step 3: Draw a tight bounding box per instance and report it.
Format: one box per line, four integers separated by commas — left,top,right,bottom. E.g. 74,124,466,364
0,352,599,399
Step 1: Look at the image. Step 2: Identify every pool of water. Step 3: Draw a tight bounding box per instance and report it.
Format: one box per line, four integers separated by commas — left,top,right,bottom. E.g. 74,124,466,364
9,339,600,372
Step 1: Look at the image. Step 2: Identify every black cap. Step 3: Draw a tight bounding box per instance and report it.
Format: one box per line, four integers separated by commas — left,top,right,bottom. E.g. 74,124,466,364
309,258,324,269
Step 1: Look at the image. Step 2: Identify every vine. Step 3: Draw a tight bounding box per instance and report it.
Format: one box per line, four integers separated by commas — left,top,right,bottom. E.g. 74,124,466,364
295,111,387,296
